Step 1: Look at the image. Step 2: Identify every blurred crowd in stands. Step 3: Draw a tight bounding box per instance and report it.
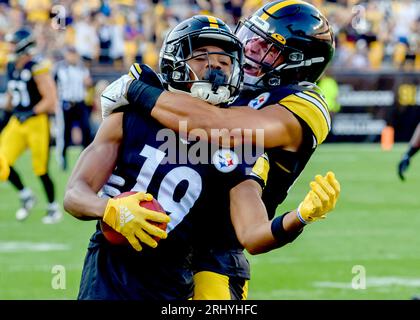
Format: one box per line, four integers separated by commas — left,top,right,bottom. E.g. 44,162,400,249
0,0,418,74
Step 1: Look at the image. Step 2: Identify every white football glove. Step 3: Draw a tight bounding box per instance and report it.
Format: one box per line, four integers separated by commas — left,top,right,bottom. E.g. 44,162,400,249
100,75,132,119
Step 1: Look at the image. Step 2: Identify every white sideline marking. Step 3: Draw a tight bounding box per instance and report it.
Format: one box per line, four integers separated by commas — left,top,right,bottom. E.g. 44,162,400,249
0,241,70,252
4,264,81,272
314,277,420,289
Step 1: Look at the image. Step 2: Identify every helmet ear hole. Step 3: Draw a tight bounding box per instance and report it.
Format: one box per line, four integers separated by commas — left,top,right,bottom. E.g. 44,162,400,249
289,52,304,62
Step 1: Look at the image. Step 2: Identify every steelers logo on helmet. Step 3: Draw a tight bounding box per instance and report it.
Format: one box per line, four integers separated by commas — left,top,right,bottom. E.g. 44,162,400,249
235,0,335,89
212,149,239,173
159,15,244,105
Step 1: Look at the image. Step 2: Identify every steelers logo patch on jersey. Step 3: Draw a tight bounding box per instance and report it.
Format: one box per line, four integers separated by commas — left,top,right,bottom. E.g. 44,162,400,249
248,92,270,109
212,149,239,173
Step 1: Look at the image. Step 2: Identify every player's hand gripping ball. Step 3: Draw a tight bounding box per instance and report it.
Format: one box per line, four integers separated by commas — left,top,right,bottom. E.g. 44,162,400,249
101,191,168,246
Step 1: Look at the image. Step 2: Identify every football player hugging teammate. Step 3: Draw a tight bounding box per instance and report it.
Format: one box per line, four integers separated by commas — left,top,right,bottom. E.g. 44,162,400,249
97,0,341,301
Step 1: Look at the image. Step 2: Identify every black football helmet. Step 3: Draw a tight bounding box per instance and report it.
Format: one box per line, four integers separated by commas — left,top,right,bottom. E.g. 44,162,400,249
159,15,243,104
6,27,36,58
235,0,335,89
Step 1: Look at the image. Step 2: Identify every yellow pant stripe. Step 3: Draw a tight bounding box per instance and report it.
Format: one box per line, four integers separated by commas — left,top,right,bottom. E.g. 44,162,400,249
193,271,231,300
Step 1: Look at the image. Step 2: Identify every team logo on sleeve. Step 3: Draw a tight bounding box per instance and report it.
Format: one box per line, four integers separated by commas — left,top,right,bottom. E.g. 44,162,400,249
212,149,239,173
248,92,270,109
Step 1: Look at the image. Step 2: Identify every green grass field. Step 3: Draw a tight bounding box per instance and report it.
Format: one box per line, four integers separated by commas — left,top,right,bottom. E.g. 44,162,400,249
0,143,419,300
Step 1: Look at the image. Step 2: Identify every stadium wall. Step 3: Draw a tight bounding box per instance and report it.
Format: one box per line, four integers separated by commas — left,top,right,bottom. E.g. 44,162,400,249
329,71,420,143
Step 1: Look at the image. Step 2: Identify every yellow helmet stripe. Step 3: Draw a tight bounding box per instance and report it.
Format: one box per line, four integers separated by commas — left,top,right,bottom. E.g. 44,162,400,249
207,16,219,28
260,0,307,21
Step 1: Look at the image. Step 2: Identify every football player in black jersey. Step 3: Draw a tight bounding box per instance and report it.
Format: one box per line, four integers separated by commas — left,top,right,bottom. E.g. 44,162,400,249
0,28,62,224
100,1,340,299
65,15,258,300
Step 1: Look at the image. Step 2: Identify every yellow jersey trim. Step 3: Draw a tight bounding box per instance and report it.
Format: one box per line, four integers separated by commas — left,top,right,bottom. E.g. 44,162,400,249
280,93,330,144
274,161,291,173
304,90,329,113
129,63,142,79
295,91,331,130
250,153,270,186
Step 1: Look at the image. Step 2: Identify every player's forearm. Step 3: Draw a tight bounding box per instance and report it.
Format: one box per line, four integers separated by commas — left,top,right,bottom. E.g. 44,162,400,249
152,92,270,147
237,222,281,255
230,180,279,255
64,181,108,220
230,180,304,255
33,96,57,114
282,210,306,233
5,93,12,111
236,217,303,255
152,91,221,134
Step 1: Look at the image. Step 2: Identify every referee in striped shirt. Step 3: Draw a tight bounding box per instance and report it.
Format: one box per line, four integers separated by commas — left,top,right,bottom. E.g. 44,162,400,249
55,46,93,170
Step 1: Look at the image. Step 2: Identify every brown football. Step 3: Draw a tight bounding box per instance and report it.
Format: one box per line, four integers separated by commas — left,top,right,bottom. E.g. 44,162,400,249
100,191,167,245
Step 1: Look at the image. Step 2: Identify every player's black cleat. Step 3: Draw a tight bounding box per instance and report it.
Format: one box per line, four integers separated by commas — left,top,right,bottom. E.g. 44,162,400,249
397,156,410,181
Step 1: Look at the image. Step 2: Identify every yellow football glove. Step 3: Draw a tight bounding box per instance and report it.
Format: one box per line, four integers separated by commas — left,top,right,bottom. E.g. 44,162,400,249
103,192,170,251
296,171,341,224
0,153,10,181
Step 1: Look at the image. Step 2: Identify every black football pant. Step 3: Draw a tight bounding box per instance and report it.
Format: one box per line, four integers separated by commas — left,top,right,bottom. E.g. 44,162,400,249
57,101,92,170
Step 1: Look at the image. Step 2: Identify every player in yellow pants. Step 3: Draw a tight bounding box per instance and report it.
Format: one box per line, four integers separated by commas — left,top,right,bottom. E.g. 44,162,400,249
2,27,62,223
0,152,10,181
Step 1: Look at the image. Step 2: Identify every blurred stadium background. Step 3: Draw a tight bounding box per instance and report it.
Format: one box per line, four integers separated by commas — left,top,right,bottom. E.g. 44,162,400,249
0,0,419,299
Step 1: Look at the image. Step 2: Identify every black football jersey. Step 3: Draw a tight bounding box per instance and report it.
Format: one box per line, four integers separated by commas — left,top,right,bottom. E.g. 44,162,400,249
7,59,50,114
233,84,331,218
80,109,259,300
191,84,331,280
